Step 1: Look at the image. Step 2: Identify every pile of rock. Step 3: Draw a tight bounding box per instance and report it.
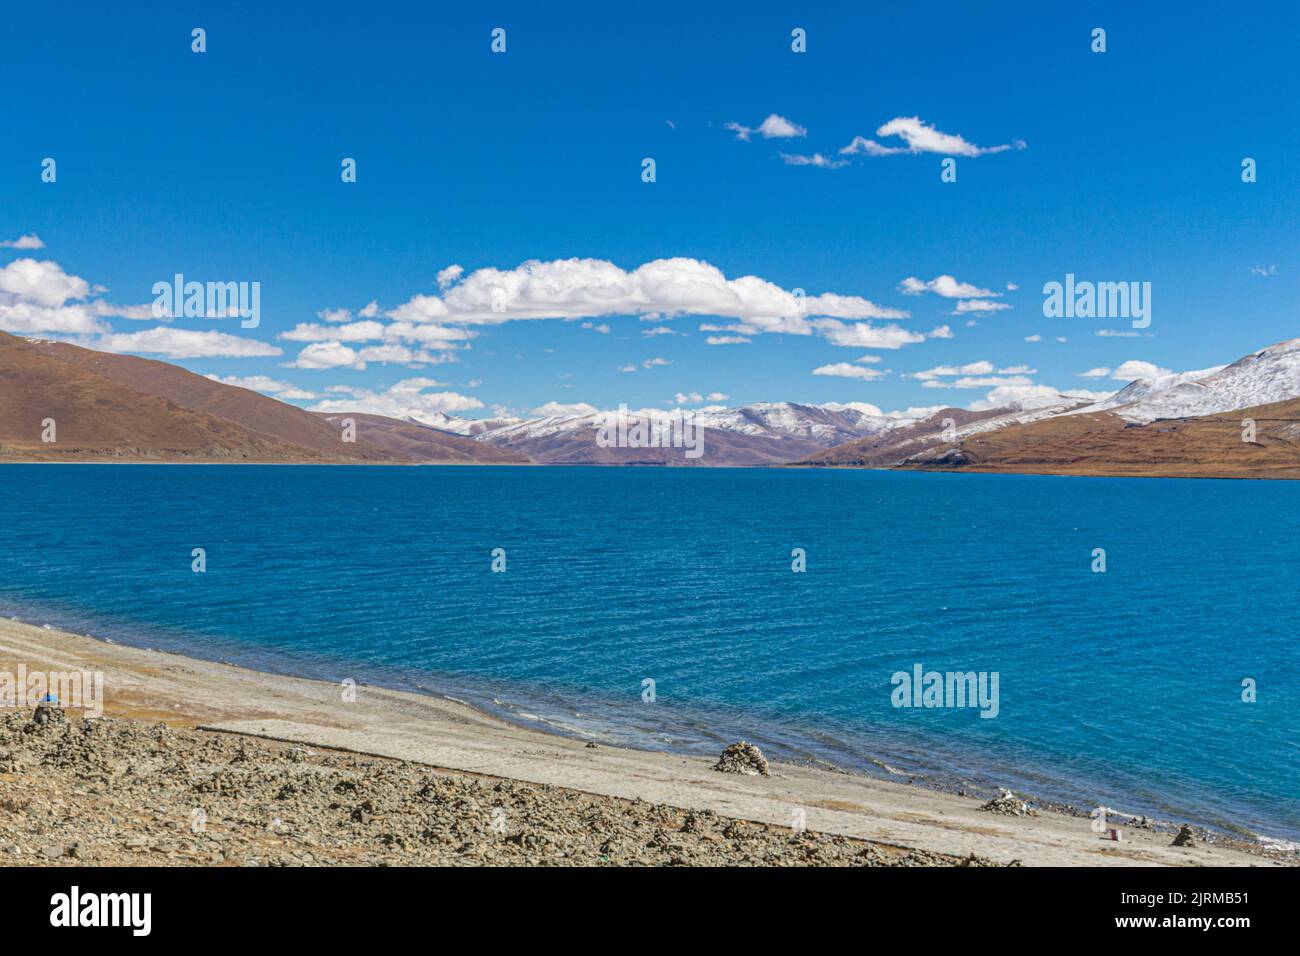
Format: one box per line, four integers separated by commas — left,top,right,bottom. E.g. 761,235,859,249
712,741,770,777
979,789,1037,817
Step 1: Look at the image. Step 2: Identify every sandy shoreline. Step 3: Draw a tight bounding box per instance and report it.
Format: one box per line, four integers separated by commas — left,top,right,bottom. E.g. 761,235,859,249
0,617,1291,867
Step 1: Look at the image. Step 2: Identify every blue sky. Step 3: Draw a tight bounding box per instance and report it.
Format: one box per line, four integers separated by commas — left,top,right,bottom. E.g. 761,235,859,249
1,0,1295,421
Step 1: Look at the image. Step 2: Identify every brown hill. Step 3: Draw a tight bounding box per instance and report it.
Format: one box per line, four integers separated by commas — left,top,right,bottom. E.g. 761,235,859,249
0,332,527,464
899,399,1300,479
24,336,396,462
0,333,333,462
796,407,1007,467
314,413,530,464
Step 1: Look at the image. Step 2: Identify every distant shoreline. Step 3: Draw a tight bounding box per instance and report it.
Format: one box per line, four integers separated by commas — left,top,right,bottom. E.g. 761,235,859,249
1,458,1293,479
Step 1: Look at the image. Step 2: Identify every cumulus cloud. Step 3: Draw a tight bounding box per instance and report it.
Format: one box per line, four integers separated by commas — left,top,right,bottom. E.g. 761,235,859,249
310,378,484,419
1111,360,1171,380
841,117,1025,158
284,341,449,370
206,374,318,400
436,265,464,289
0,258,90,307
814,319,924,349
282,320,386,343
0,234,45,250
387,258,907,341
913,361,995,381
726,114,807,141
96,328,282,358
812,362,888,381
953,300,1011,313
900,275,1001,299
1079,367,1111,378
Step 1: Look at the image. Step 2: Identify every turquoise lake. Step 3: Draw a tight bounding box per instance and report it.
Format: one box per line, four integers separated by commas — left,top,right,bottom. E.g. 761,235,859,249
1,464,1296,840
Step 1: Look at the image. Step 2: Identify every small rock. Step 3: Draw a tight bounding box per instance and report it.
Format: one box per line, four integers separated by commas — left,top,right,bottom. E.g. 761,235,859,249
979,789,1037,817
712,741,769,777
1171,824,1196,847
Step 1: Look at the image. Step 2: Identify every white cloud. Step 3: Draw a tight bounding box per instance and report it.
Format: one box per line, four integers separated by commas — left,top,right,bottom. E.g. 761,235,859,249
706,391,729,401
674,391,704,405
205,374,318,400
96,328,282,359
581,321,610,333
0,258,90,307
841,117,1025,158
310,378,484,419
780,152,848,169
1024,334,1042,342
1249,264,1277,277
1111,360,1171,380
813,362,887,381
384,258,907,341
705,335,751,345
726,113,807,141
954,300,1011,313
1079,367,1111,378
359,301,380,318
282,320,386,342
317,308,352,323
285,341,363,369
437,265,465,289
642,325,676,336
914,361,995,381
927,324,954,339
617,364,637,372
642,357,671,367
0,234,45,250
815,319,925,349
900,275,1000,299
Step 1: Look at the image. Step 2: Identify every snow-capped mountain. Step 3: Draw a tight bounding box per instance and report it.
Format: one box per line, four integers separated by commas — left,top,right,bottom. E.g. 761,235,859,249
428,402,912,446
1077,338,1300,423
407,338,1300,466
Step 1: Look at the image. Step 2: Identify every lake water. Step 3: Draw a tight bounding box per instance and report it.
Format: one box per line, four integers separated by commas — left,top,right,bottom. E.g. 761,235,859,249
1,464,1296,841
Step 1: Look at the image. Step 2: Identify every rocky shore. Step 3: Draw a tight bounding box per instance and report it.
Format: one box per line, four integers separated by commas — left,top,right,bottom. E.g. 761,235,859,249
0,713,989,866
1,617,1292,867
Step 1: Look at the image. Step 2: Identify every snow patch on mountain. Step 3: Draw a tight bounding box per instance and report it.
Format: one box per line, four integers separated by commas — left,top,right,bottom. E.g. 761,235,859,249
1077,338,1300,423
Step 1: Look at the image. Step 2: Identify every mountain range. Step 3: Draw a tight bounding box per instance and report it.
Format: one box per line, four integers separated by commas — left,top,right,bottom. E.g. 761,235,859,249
3,329,1299,478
